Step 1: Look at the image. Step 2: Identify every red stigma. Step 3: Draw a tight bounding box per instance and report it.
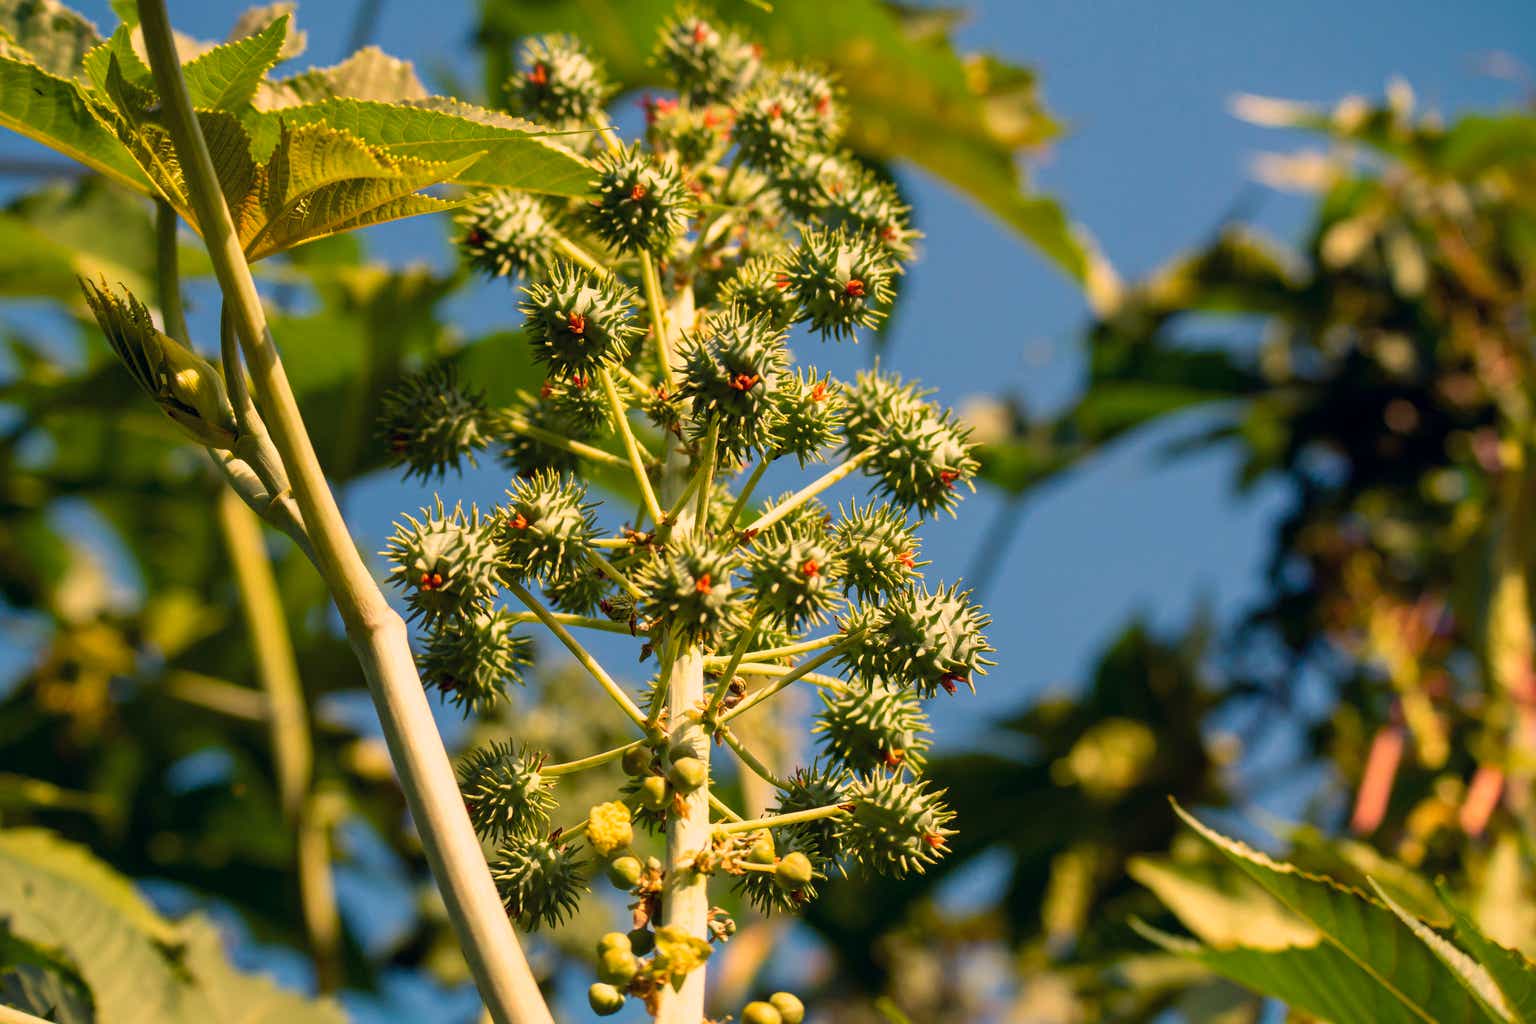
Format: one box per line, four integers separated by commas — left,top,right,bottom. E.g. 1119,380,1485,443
923,832,947,850
465,227,486,246
799,559,820,578
773,274,790,291
895,550,916,569
810,381,828,401
630,183,648,201
728,372,761,391
570,373,589,389
508,513,529,531
939,673,966,695
844,279,865,298
528,63,548,86
883,748,906,768
769,102,783,120
567,311,587,335
816,94,831,116
938,469,960,488
419,571,445,591
695,574,713,594
692,21,709,44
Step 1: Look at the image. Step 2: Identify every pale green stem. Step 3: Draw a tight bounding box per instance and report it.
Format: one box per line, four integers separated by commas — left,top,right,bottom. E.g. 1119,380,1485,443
741,449,873,536
503,609,644,637
714,803,850,836
710,792,745,822
599,368,666,526
136,5,551,1021
506,580,649,728
588,549,643,601
703,631,839,667
718,639,858,724
646,628,681,731
724,456,770,527
640,252,676,388
661,465,705,530
694,420,719,529
154,198,190,343
553,232,608,276
704,608,763,721
593,536,639,550
543,739,648,777
716,725,789,789
500,412,633,471
730,663,850,694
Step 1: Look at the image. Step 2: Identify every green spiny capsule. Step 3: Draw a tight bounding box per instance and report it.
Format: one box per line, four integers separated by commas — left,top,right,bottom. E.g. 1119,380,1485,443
774,851,814,891
746,532,841,631
81,278,239,450
519,261,644,377
742,1002,783,1024
772,764,849,862
588,982,626,1016
455,190,557,280
771,368,843,466
379,366,488,482
718,254,799,332
383,498,501,624
500,469,598,581
770,992,806,1023
655,9,760,105
678,308,790,463
418,609,533,715
588,145,696,256
636,533,742,642
833,501,923,602
645,95,732,167
815,682,932,775
490,834,589,931
597,947,640,987
861,401,979,518
508,34,610,127
457,741,555,840
606,854,644,889
668,756,708,793
544,567,612,617
751,492,832,545
839,583,993,697
780,227,897,340
837,771,955,877
732,71,827,171
840,368,928,451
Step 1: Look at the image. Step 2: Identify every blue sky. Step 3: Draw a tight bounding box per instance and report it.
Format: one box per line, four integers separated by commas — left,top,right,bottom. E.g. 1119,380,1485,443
5,0,1535,1019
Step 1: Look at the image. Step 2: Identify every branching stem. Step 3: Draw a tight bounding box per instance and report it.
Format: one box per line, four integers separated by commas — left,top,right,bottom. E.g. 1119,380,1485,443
742,449,872,537
543,739,648,777
719,638,859,723
715,803,850,836
599,369,666,525
506,580,649,729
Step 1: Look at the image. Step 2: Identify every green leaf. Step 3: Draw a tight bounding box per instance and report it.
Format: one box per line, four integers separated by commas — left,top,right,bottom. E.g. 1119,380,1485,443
260,45,428,108
0,827,176,944
1127,855,1319,950
1371,880,1511,1023
0,0,100,79
1162,803,1505,1024
0,56,150,192
1442,885,1536,1024
255,97,593,195
180,12,289,111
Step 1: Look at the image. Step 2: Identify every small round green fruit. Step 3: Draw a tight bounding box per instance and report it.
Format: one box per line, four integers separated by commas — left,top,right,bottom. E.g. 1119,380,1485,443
606,854,644,889
770,992,806,1023
588,982,626,1016
598,948,639,987
774,851,814,891
640,775,670,810
668,756,707,792
742,1001,784,1024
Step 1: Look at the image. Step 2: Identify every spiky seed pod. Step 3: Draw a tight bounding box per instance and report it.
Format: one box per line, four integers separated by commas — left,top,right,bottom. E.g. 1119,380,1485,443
635,534,742,642
778,67,840,142
678,309,790,463
751,492,831,544
780,227,897,339
418,609,533,714
732,72,827,171
772,764,850,863
732,832,824,914
840,368,928,452
458,741,556,840
545,567,611,617
379,366,488,481
645,95,732,168
507,34,610,127
455,190,556,280
819,167,917,262
500,470,598,581
541,374,610,433
815,683,932,774
656,10,760,105
862,402,979,518
774,149,850,221
839,583,994,697
746,532,841,631
718,255,798,331
771,368,843,465
520,261,644,377
81,278,239,449
384,499,501,624
490,833,589,930
833,501,923,602
837,771,955,876
588,146,696,256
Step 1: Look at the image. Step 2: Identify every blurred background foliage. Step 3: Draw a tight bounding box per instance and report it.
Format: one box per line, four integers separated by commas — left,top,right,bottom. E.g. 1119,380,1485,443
1,0,1535,1022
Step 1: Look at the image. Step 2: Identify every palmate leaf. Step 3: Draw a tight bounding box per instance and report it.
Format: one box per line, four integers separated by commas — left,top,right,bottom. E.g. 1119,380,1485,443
259,45,429,108
0,0,99,79
0,827,345,1024
178,12,290,111
1137,804,1514,1024
0,56,152,191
